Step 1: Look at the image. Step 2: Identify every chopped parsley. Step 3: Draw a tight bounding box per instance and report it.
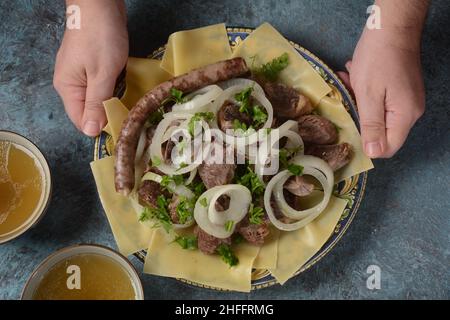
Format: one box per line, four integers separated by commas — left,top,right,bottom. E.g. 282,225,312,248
248,204,265,225
233,87,268,129
170,88,186,103
255,52,289,81
233,234,245,245
199,197,208,207
252,105,268,127
224,220,234,232
160,174,184,191
216,244,239,267
191,180,206,198
138,195,172,233
147,107,164,125
233,119,250,131
188,112,215,136
235,87,253,114
279,147,303,168
237,166,265,198
174,235,198,250
287,164,304,176
176,196,194,224
151,156,162,166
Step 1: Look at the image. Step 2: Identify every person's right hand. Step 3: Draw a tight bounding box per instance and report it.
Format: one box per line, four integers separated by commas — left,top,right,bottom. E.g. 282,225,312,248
53,0,128,137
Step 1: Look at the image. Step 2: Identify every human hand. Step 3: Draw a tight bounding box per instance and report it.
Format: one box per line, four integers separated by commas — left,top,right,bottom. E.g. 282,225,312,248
338,26,425,159
53,0,128,137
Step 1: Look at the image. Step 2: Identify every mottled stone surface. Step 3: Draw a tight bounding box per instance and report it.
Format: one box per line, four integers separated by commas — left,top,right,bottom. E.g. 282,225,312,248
0,0,449,300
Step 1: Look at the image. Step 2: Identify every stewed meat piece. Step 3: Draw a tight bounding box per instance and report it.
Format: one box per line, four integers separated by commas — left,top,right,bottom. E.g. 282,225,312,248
217,101,252,131
237,218,270,246
297,115,338,145
137,180,170,208
195,226,232,255
198,142,236,189
264,82,313,120
305,143,353,171
284,176,315,197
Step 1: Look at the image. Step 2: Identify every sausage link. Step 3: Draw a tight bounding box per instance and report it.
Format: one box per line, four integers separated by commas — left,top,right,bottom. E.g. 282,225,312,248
115,58,249,195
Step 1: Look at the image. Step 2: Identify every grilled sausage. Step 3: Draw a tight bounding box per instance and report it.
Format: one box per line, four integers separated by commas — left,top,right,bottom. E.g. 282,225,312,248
264,82,313,120
115,58,249,196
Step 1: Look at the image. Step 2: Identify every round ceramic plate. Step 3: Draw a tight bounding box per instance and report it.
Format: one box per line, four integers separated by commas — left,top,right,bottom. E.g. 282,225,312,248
94,27,367,291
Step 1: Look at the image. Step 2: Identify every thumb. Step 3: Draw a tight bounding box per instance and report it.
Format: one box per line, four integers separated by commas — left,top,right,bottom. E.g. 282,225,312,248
81,75,115,137
356,89,387,158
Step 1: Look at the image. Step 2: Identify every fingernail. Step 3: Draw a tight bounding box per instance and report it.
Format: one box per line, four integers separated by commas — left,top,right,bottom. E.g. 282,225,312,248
365,142,382,157
83,120,100,136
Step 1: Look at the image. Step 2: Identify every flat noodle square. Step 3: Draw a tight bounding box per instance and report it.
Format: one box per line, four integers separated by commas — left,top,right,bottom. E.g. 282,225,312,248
160,23,233,76
232,22,331,106
120,58,172,109
318,96,374,182
253,226,280,269
269,195,348,284
91,156,154,256
144,229,259,292
103,98,129,147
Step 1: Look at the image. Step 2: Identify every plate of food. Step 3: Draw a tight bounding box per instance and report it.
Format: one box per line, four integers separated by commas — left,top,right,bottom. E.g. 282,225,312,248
92,23,373,292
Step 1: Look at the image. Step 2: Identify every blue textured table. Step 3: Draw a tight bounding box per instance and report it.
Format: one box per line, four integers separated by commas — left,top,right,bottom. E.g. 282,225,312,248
0,0,449,300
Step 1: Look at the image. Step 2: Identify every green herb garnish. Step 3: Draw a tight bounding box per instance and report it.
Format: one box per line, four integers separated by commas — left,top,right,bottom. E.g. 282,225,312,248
287,164,304,176
170,88,186,104
160,175,184,191
191,181,206,198
225,220,234,232
248,204,265,225
138,195,172,233
255,52,289,81
237,166,265,198
188,112,215,136
174,235,198,250
235,87,253,114
147,107,164,125
151,156,162,166
216,244,239,267
233,234,245,245
252,105,268,127
199,197,208,207
176,196,194,224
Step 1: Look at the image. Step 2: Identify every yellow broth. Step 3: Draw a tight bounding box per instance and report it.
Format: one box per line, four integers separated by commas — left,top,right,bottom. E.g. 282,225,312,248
32,253,137,300
0,141,43,235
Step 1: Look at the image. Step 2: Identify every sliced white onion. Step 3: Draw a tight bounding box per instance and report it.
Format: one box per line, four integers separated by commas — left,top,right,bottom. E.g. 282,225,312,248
217,78,264,96
255,120,304,180
149,112,212,175
172,85,222,113
263,155,334,231
135,127,147,164
210,85,274,148
141,171,194,199
194,185,252,239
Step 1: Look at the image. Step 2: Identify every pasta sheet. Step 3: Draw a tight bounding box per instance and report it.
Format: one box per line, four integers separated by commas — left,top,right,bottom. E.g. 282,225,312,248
232,23,331,106
91,156,154,256
317,96,374,182
269,195,348,284
144,228,259,292
160,23,232,76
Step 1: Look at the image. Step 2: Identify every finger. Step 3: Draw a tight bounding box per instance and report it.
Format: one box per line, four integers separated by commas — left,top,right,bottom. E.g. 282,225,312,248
355,87,387,158
54,83,86,131
337,71,352,92
383,109,417,158
345,60,352,72
81,75,116,137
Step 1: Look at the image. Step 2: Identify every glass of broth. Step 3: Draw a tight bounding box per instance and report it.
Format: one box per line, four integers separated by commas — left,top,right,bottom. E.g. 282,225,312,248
0,131,52,243
21,244,144,300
